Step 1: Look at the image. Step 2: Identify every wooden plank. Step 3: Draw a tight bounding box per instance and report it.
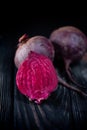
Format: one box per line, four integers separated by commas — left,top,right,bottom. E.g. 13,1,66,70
69,61,87,130
0,37,15,130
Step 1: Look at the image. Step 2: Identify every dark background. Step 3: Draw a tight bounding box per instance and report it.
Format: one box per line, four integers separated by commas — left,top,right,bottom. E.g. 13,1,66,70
1,15,87,38
0,2,87,37
0,4,87,130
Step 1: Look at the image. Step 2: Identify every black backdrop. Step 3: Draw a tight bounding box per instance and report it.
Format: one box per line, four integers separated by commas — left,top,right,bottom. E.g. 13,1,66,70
0,9,87,130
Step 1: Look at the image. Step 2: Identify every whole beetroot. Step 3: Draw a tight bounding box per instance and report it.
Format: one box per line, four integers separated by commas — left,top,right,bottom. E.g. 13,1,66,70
16,51,58,104
14,34,54,68
50,26,87,87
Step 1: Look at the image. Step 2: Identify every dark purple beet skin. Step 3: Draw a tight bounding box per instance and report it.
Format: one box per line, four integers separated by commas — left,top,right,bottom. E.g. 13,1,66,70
50,26,87,87
50,26,87,61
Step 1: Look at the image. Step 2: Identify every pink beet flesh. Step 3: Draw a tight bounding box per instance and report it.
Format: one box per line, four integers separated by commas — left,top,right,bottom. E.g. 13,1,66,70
16,52,58,104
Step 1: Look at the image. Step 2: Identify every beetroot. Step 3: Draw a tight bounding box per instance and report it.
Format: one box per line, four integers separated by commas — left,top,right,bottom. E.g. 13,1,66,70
14,34,54,68
16,51,58,104
50,26,87,87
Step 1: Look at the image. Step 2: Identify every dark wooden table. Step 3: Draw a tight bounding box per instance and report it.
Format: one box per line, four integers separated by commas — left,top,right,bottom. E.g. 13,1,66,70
0,16,87,130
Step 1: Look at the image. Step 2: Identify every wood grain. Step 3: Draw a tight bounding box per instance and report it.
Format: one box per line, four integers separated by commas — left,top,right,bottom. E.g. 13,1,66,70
0,37,15,129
